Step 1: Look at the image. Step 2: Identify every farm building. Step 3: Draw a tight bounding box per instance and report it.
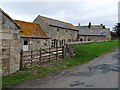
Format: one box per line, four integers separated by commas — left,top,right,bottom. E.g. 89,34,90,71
15,20,50,51
33,15,79,47
76,22,111,42
0,8,20,75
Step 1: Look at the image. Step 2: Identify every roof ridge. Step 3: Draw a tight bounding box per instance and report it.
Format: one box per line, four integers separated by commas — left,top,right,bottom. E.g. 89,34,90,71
79,25,104,27
40,15,71,25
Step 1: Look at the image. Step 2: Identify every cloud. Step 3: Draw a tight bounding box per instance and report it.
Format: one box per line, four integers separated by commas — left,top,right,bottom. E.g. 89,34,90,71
1,0,119,30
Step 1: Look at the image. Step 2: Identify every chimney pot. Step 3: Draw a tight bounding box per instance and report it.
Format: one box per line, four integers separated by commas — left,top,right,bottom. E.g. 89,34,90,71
78,23,80,26
88,22,91,28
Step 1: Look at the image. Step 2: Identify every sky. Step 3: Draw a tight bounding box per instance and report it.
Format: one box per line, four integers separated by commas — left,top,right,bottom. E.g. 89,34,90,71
0,0,119,30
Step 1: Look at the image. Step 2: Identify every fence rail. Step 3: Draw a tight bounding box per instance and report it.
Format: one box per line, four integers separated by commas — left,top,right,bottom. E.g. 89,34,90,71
20,46,64,69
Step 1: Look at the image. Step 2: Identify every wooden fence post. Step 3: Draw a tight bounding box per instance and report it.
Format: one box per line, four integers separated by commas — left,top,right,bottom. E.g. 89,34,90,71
31,50,33,65
20,49,23,70
39,48,41,65
49,47,50,62
62,46,64,59
56,46,58,60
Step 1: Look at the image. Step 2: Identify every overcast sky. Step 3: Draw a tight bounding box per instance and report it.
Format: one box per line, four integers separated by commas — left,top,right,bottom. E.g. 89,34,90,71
0,0,119,30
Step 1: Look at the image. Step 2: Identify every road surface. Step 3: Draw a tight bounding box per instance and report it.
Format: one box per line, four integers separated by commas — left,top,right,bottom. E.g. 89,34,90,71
15,48,119,88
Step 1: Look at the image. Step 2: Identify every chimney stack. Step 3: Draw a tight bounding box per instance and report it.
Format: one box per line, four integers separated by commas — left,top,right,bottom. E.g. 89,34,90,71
78,23,80,27
100,23,103,26
88,22,91,29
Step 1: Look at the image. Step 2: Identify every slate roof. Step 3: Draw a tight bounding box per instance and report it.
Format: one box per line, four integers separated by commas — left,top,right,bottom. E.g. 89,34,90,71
40,15,79,31
76,25,110,36
15,20,47,38
79,25,105,29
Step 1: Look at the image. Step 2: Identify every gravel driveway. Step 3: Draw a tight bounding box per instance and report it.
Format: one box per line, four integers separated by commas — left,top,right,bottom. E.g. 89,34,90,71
14,48,119,88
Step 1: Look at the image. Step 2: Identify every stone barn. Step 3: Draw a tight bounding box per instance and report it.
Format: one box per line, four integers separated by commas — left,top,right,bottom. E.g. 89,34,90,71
15,20,50,51
0,8,20,76
33,15,79,47
76,23,111,42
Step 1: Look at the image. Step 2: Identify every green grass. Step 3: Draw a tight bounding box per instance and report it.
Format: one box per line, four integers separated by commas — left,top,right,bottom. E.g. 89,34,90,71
2,72,33,88
2,40,118,88
72,40,118,64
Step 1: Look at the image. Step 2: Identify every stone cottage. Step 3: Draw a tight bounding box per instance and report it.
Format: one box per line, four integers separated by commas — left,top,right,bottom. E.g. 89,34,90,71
33,15,79,47
0,8,20,76
15,20,50,51
76,22,111,42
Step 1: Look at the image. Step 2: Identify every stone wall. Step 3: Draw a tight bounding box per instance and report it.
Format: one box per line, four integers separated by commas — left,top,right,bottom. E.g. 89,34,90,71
30,39,50,49
78,35,108,42
0,11,2,77
34,16,47,34
47,26,78,42
0,12,20,76
20,38,50,51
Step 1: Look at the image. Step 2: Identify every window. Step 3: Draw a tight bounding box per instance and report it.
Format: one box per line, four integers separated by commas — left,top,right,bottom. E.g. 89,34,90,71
68,39,71,42
24,40,28,45
80,39,83,41
51,40,54,47
88,39,91,41
53,39,56,48
60,41,62,47
62,40,63,46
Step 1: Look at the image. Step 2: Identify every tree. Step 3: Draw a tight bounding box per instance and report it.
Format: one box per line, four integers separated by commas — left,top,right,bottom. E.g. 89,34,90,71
111,25,117,39
111,23,120,39
116,23,120,37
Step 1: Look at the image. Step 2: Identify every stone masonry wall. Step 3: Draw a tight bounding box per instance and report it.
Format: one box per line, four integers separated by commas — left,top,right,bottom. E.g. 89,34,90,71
47,26,78,43
21,38,50,51
0,12,20,76
30,39,50,49
78,35,108,42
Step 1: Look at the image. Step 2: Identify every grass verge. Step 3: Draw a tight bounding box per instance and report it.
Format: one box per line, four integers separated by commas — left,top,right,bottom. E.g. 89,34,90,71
2,40,118,88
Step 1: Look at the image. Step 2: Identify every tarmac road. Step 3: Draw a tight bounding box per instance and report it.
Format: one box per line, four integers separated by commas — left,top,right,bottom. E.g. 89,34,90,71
15,48,119,88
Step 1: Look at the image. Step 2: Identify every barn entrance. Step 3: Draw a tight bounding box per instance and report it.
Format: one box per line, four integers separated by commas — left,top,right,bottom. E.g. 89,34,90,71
51,39,65,48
